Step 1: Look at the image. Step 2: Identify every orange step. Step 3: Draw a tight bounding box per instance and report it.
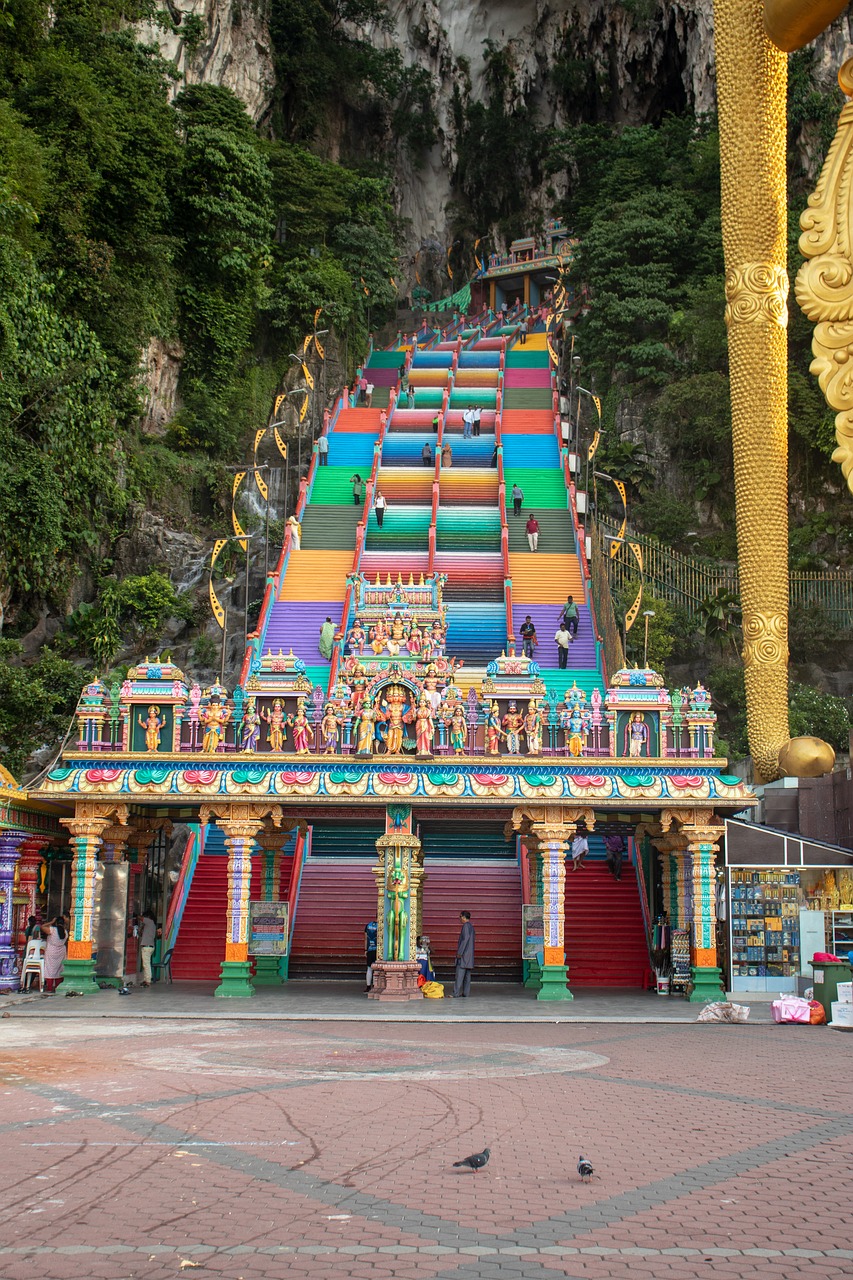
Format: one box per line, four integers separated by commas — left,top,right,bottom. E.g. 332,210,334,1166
335,408,384,433
500,410,554,434
279,550,353,601
508,553,583,602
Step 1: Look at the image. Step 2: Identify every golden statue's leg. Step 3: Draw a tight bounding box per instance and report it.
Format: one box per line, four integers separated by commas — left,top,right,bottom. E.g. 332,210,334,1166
714,0,791,782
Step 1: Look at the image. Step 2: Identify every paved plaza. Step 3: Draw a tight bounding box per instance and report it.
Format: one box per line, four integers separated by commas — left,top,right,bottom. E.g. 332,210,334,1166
0,1012,851,1279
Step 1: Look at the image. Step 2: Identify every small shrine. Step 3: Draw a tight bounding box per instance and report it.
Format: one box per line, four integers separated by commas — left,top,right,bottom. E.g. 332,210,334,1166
343,571,448,665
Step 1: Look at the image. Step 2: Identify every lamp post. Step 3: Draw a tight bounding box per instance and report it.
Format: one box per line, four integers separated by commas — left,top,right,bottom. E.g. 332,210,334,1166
642,609,656,669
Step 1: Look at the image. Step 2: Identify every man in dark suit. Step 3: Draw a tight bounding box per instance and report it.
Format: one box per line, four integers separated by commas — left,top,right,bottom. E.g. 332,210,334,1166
453,911,475,997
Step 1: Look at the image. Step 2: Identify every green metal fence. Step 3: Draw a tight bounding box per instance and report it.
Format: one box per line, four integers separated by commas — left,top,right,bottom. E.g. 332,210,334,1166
598,518,853,629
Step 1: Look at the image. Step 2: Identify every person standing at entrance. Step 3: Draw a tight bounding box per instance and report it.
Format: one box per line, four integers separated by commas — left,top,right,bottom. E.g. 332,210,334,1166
526,513,540,552
42,916,67,993
364,919,378,992
453,911,475,997
139,909,156,986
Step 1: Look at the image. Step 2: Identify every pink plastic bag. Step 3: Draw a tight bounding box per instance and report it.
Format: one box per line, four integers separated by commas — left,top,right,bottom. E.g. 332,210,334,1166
771,996,810,1024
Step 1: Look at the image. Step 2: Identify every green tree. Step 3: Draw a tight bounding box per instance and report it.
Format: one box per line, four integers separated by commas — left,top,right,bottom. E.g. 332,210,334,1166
0,640,87,776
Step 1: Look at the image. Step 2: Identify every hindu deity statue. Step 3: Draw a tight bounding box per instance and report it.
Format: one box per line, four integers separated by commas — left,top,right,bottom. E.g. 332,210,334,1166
625,712,650,757
290,699,314,755
350,663,368,711
137,705,165,752
370,618,388,655
430,621,444,656
385,851,409,961
407,618,423,656
391,614,406,643
200,697,231,754
355,699,377,755
240,698,261,753
261,698,288,752
444,703,467,755
502,702,524,755
347,620,366,655
414,696,435,756
523,701,543,756
485,702,502,755
422,665,442,714
567,706,585,758
381,685,409,754
320,704,340,754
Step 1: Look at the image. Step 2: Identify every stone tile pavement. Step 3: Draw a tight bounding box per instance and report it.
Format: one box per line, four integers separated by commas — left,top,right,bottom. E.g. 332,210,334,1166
0,1015,849,1278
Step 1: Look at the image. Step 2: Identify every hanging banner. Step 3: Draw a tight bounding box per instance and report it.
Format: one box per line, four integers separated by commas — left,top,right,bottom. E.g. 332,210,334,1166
610,515,627,556
625,582,643,633
273,427,287,460
613,478,627,510
208,539,227,629
591,393,601,420
361,276,370,296
588,430,601,462
313,308,322,329
252,429,269,500
547,334,559,366
231,472,248,552
446,246,453,280
629,542,644,572
301,361,314,390
473,237,483,272
298,390,309,422
274,394,286,417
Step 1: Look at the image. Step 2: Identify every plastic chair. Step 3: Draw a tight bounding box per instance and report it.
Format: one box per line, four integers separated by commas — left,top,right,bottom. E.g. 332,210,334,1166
20,940,45,991
151,947,173,984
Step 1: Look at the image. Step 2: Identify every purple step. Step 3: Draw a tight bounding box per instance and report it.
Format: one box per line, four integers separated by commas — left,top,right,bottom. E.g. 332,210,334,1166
262,601,342,664
511,604,597,669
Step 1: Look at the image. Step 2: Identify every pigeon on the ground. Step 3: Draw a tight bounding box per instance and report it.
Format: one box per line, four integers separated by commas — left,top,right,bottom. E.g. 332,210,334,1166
118,987,132,995
577,1155,594,1182
453,1148,490,1171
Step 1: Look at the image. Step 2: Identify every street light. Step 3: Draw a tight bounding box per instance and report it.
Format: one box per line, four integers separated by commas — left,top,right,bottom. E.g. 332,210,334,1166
642,609,656,669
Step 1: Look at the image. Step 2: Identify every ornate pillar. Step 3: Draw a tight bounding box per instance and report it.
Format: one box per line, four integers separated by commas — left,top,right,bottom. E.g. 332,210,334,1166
16,839,51,948
512,806,595,1002
254,822,302,986
369,805,424,1001
660,809,726,1003
523,836,542,991
60,803,128,994
0,831,28,991
201,803,282,998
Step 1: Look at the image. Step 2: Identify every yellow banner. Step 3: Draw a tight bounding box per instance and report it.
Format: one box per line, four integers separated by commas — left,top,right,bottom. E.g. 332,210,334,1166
313,308,322,329
592,394,601,420
298,390,309,422
209,539,227,629
231,472,247,552
301,361,314,391
273,427,287,460
302,333,312,355
252,429,269,499
314,333,325,359
613,478,627,511
588,430,601,462
547,335,559,366
610,515,627,557
629,542,644,572
254,428,266,456
473,237,483,272
446,247,453,280
254,468,268,502
625,582,643,633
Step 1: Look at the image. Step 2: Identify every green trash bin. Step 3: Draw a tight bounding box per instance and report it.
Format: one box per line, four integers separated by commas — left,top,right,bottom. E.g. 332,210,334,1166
810,959,852,1020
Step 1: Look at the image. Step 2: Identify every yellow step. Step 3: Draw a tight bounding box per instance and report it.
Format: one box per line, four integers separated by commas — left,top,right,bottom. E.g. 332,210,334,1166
279,550,353,601
509,554,583,601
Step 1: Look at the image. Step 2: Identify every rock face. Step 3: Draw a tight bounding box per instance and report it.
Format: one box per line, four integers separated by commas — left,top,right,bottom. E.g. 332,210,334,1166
139,337,184,436
136,0,274,122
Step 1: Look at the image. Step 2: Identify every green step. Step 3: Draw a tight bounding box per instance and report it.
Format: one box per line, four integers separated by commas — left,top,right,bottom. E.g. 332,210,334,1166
367,351,406,368
310,468,371,505
504,468,570,510
302,665,332,692
299,505,362,550
536,669,605,700
365,506,431,549
436,508,501,550
507,508,575,552
450,389,497,408
412,388,444,407
503,388,553,409
505,351,551,368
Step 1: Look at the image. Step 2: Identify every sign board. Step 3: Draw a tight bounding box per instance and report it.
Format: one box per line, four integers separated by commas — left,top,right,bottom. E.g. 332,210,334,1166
248,901,289,956
522,904,545,961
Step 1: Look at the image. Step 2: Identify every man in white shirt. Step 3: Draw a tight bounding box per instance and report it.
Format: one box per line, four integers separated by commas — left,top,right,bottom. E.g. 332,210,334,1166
317,434,329,466
569,833,589,871
365,381,375,407
554,625,570,670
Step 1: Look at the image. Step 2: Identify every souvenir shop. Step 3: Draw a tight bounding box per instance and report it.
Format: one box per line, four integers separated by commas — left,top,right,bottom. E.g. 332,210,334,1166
724,818,853,993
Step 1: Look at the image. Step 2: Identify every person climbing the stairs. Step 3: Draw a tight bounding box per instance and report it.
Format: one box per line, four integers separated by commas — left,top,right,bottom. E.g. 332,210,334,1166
317,433,329,466
351,474,364,505
561,595,579,639
442,440,453,468
520,615,537,659
519,315,528,344
511,482,524,517
422,442,433,467
525,512,540,552
364,380,375,408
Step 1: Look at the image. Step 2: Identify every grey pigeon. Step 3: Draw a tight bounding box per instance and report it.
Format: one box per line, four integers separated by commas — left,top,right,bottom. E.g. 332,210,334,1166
577,1155,594,1181
453,1148,490,1171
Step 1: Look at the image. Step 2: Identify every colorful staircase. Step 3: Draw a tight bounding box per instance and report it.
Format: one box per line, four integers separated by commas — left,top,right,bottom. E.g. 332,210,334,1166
563,838,649,987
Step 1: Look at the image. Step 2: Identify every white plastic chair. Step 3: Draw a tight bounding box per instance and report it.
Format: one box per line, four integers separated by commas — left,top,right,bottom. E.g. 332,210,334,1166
20,939,45,991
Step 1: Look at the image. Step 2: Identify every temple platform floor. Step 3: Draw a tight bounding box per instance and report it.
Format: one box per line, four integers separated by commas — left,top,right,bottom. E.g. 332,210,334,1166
0,979,779,1023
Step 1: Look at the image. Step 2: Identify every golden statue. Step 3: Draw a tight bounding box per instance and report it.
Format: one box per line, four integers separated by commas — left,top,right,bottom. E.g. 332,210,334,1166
714,0,844,779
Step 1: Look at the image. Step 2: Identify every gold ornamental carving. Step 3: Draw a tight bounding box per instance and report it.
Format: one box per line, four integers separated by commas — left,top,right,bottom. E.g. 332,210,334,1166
795,64,853,496
724,262,789,327
741,611,788,668
763,0,849,51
